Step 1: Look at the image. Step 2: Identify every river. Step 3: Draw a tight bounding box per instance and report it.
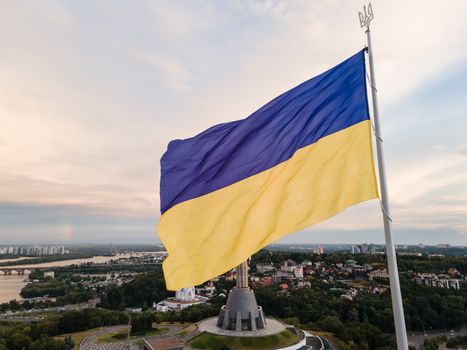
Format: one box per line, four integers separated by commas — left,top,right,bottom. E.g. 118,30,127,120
0,274,29,304
0,253,155,304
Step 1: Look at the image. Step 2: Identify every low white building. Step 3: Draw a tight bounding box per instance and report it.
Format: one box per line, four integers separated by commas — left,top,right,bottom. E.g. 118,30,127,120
277,261,304,280
43,271,55,279
369,268,389,280
415,273,461,290
196,281,216,297
155,287,207,312
256,263,276,273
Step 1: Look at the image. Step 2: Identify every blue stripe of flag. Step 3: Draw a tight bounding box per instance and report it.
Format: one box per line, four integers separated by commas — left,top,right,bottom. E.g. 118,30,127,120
160,50,369,214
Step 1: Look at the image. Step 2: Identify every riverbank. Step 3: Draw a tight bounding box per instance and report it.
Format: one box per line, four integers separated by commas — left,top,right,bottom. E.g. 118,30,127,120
0,252,155,303
0,257,34,264
0,254,94,267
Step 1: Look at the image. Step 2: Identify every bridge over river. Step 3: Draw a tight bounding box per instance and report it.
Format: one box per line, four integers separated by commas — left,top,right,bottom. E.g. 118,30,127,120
0,267,50,275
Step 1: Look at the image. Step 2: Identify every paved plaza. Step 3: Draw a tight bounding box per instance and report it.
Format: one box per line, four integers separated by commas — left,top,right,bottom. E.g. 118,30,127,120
79,324,185,350
197,316,286,337
80,341,136,350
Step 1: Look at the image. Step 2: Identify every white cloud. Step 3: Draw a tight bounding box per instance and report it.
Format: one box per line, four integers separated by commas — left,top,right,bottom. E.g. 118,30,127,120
0,0,466,243
457,146,467,156
134,50,192,92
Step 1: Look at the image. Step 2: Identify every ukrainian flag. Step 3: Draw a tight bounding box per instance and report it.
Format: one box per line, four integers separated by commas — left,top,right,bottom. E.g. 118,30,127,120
159,50,378,290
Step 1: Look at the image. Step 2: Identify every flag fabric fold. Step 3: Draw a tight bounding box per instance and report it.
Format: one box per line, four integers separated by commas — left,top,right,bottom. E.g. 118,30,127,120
158,50,378,290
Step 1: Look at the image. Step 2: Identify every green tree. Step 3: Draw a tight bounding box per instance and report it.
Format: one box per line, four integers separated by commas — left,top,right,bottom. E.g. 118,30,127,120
30,336,66,350
423,337,440,350
131,313,153,333
317,315,343,334
7,333,32,350
99,270,171,310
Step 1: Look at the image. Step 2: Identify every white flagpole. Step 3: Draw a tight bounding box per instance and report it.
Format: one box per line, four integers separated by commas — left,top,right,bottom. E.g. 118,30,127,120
359,3,409,349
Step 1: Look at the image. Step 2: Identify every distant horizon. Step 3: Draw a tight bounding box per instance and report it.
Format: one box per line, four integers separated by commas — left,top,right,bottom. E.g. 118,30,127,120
0,241,464,248
1,225,465,246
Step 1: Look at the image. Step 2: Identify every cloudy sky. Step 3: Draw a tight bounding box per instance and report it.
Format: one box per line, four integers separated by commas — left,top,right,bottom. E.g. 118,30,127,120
1,0,466,245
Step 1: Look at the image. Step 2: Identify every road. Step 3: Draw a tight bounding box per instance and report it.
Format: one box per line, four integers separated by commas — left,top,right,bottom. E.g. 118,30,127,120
408,328,467,348
5,297,101,317
80,325,138,350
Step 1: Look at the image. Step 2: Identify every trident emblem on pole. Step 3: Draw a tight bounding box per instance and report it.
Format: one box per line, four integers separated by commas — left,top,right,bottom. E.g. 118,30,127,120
359,3,374,29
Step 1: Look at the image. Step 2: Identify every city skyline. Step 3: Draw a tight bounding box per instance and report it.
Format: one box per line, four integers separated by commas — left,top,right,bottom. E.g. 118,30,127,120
1,1,467,245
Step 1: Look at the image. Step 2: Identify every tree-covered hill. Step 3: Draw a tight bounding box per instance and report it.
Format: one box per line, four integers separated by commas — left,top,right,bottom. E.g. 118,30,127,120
98,269,172,310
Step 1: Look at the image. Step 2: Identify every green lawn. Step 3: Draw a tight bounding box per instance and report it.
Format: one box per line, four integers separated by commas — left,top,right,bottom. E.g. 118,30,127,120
177,325,197,337
158,321,193,326
27,310,62,319
189,330,300,350
131,327,170,337
54,327,101,349
96,327,169,343
96,330,127,343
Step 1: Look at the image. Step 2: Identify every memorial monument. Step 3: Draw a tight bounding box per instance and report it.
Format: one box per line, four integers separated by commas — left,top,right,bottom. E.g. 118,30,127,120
194,259,323,349
217,260,266,331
